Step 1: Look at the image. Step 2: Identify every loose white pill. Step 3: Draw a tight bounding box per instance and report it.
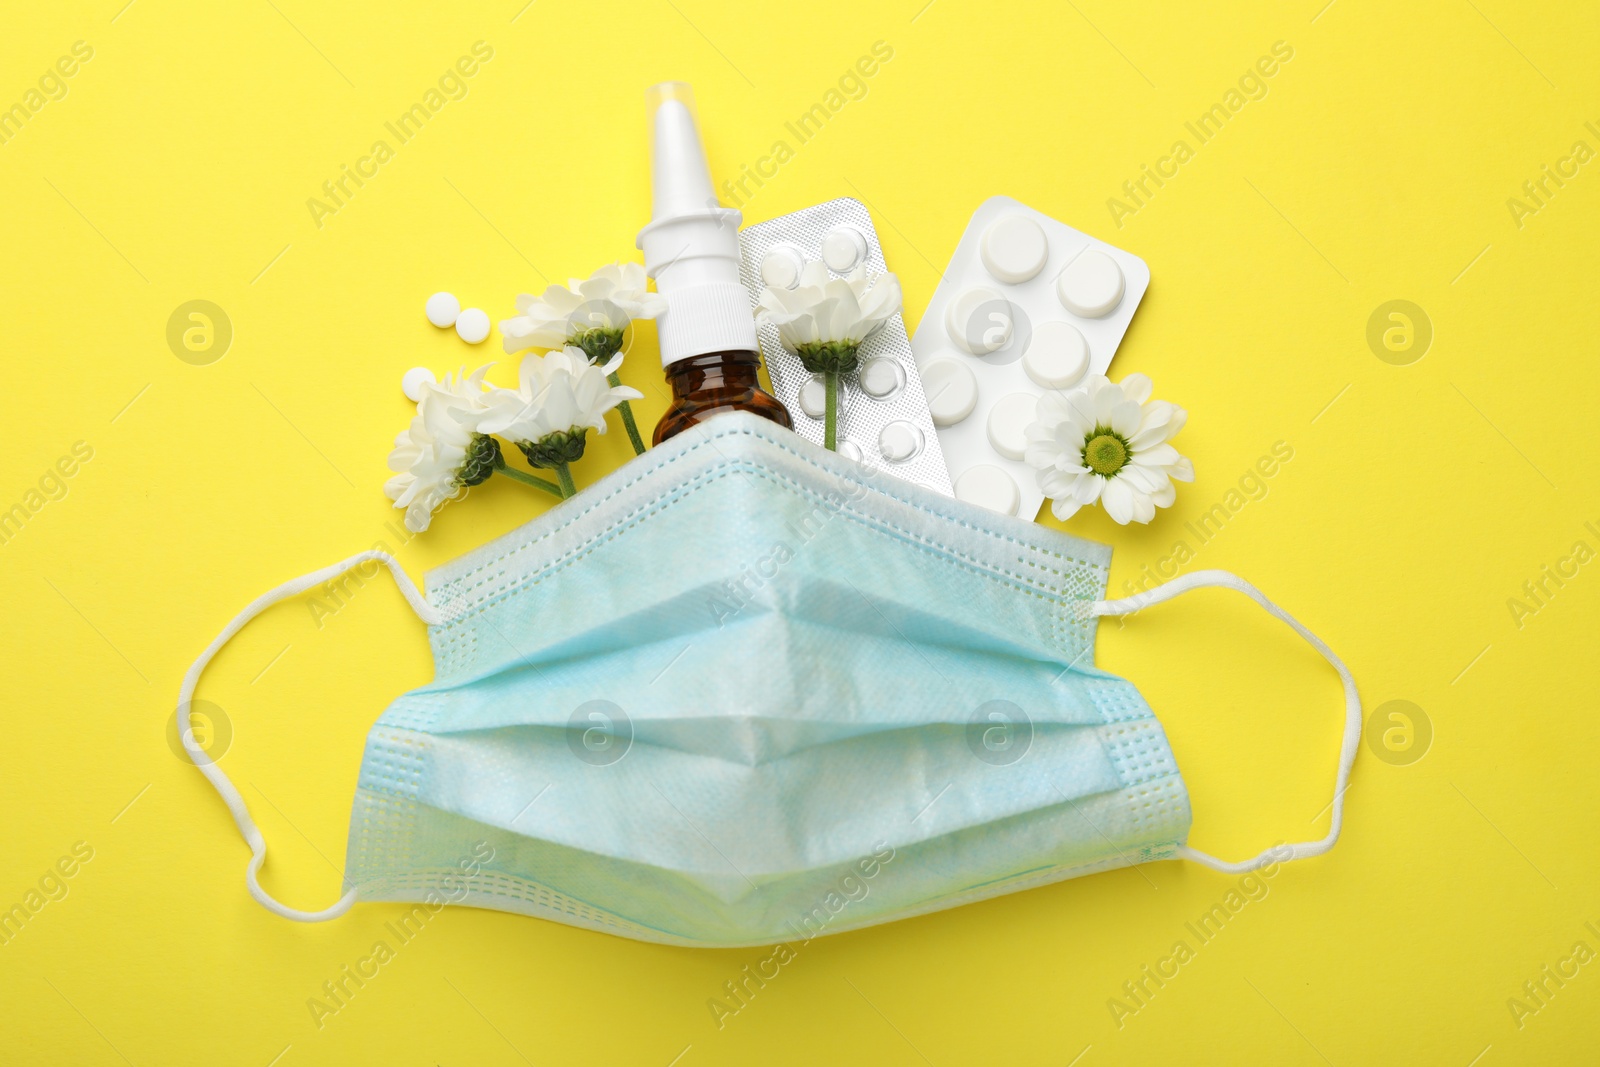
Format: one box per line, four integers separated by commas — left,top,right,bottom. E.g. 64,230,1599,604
761,244,807,290
980,214,1048,284
858,357,903,398
986,391,1038,461
454,307,491,344
878,420,923,462
821,226,868,272
945,286,1013,354
425,291,460,328
799,375,827,419
401,366,436,402
1056,249,1125,318
955,465,1021,516
920,358,978,427
1023,321,1090,389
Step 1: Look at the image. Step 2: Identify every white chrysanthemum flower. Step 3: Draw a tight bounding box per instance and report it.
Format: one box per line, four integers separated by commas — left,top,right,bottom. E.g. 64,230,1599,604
479,347,643,452
384,365,500,533
1024,373,1194,525
499,261,667,355
755,261,903,450
755,261,903,352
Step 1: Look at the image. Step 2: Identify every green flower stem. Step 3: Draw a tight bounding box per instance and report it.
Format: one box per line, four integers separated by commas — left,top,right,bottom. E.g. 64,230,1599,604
609,372,647,456
553,461,578,498
795,340,858,453
824,369,839,451
494,463,564,499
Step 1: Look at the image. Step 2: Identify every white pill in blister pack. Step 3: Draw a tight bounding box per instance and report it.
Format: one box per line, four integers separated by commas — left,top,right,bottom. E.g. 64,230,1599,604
920,357,979,427
1056,250,1125,318
1023,320,1090,389
954,464,1021,517
739,198,954,498
859,357,904,398
946,286,1012,355
909,195,1151,520
980,215,1048,284
761,243,807,290
798,375,827,419
878,420,923,462
985,392,1037,461
820,225,868,272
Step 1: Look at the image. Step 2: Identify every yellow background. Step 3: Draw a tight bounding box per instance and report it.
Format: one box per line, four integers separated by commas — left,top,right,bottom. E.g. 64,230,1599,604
3,0,1597,1062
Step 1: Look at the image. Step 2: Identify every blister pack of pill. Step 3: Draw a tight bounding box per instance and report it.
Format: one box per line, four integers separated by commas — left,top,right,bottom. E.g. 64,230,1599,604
909,195,1151,520
738,198,954,498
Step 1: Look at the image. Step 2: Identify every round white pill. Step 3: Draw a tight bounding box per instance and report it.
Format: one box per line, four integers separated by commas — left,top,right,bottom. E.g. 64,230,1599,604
986,391,1038,461
821,226,868,273
955,465,1021,516
980,215,1048,284
425,291,460,328
454,307,491,344
945,286,1013,354
1056,250,1125,318
761,245,806,290
1023,321,1090,389
919,358,978,427
858,357,903,399
838,440,864,463
798,375,827,419
401,366,436,402
878,420,923,462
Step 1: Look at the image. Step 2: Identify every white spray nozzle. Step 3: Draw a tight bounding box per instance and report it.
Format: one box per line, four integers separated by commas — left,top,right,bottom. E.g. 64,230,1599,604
645,84,713,221
637,81,756,367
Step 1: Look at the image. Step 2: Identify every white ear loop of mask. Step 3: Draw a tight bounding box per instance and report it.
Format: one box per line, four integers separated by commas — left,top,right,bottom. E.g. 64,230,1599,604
176,550,440,922
1091,569,1362,875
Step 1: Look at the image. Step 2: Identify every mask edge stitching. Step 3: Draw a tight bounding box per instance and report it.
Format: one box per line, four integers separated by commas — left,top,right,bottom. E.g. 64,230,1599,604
435,461,1098,651
430,424,1107,600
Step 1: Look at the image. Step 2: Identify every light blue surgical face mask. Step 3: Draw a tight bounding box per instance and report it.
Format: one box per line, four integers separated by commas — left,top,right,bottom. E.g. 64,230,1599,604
179,412,1361,947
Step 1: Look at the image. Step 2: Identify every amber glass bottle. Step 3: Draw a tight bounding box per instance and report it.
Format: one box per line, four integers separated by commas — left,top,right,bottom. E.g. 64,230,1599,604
653,351,792,444
640,83,791,445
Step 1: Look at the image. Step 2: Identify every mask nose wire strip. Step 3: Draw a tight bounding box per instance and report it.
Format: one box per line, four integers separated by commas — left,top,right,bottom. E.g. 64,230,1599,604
1090,568,1361,874
175,550,441,922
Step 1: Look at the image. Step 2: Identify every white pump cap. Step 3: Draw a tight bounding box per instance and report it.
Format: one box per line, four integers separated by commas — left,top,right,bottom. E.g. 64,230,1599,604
636,82,757,367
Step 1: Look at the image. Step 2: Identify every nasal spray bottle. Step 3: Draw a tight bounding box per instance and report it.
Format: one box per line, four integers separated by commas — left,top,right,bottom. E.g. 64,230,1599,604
638,83,791,443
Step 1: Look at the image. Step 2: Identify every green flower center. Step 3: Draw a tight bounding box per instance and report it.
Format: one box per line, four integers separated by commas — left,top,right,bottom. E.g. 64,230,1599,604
1084,431,1129,477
